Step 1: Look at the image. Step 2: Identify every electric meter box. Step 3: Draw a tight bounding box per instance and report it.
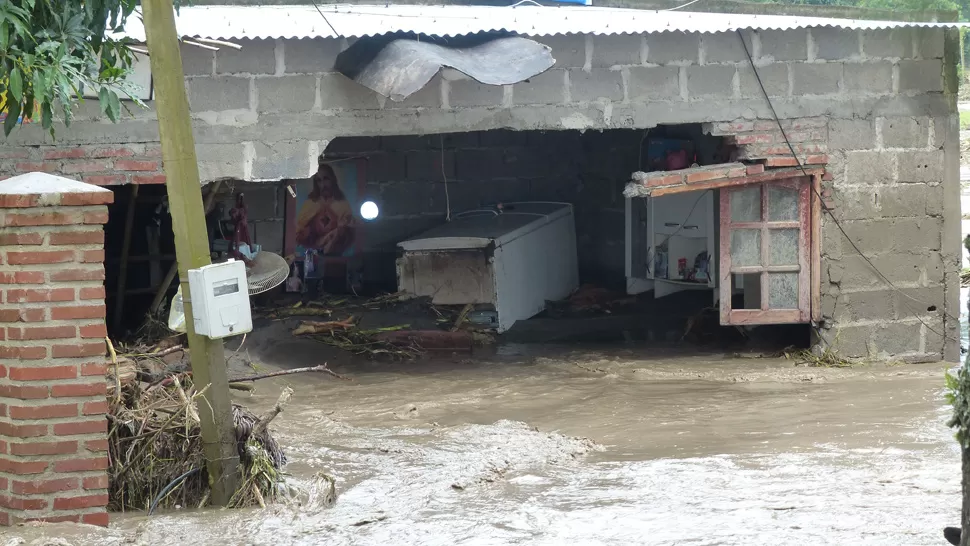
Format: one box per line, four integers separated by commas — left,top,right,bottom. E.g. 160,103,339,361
187,260,252,339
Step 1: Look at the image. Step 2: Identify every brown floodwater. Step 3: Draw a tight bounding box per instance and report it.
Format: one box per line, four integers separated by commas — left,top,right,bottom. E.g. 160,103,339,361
3,340,961,546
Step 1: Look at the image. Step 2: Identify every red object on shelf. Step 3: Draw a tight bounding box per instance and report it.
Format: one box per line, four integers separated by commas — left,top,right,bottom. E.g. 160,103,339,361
677,258,687,279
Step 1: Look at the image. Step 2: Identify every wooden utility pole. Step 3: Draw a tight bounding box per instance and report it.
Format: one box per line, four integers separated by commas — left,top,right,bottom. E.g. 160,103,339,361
141,0,240,505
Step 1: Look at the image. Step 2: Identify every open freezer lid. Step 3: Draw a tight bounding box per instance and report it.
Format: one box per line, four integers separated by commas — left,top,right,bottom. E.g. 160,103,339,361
398,202,573,251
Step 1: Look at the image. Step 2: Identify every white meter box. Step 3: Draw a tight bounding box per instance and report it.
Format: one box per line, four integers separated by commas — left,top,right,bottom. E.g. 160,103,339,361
187,260,252,339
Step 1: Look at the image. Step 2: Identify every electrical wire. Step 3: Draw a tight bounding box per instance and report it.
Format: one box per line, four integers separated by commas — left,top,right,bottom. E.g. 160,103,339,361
735,29,957,343
308,0,340,37
662,0,705,11
441,135,452,222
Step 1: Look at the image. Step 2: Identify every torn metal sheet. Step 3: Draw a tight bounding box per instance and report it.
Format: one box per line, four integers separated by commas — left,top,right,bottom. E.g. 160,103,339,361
335,35,555,102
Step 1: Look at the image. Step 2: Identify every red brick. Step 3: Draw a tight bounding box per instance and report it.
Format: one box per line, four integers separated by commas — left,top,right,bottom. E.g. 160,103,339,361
0,308,46,323
0,476,6,491
83,212,109,225
11,478,79,495
0,405,5,418
82,400,109,416
81,362,108,376
0,457,49,474
715,121,755,133
85,439,109,452
49,231,104,245
731,133,774,145
54,419,107,436
9,403,78,420
786,129,826,142
0,232,43,245
79,323,107,338
805,154,829,165
0,194,39,207
645,173,684,188
54,494,109,510
90,147,135,158
686,168,733,184
7,325,76,340
5,288,75,303
51,267,105,282
0,422,48,438
10,440,77,456
14,161,59,172
81,512,110,527
80,286,106,300
745,163,765,175
132,174,167,185
5,250,74,264
32,515,81,524
3,211,88,227
52,305,106,320
83,475,110,490
62,161,111,174
0,346,47,360
12,271,47,284
0,512,8,527
83,174,126,185
81,249,106,262
52,382,106,398
0,364,5,378
43,148,87,160
60,192,114,206
0,149,29,159
765,157,800,167
54,457,108,473
8,365,77,381
115,159,159,171
53,342,106,358
0,495,48,511
0,384,49,400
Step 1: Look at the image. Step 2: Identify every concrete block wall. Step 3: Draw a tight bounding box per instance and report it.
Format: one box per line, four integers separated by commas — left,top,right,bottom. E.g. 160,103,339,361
0,25,956,361
0,175,113,526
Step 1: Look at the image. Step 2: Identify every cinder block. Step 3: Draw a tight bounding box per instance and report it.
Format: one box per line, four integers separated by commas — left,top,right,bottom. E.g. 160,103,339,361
758,29,808,61
792,63,841,96
828,118,875,150
686,65,736,99
319,73,381,110
389,74,442,109
514,69,567,105
702,32,753,64
256,76,316,113
253,220,284,254
405,150,456,181
626,66,679,101
869,321,922,355
241,185,279,220
365,152,408,182
917,27,945,59
898,59,943,92
862,28,913,59
738,63,789,98
921,317,946,358
881,117,930,149
924,183,944,216
217,38,277,75
645,32,700,65
894,286,944,320
187,77,250,111
836,254,924,289
843,62,893,95
569,68,624,102
448,79,504,108
379,135,427,152
591,34,642,67
252,141,309,180
845,151,894,184
833,289,895,322
479,129,528,148
196,143,246,182
811,28,861,61
897,150,943,183
379,181,439,216
326,136,380,154
180,43,214,76
838,218,941,257
534,34,586,68
834,186,927,220
283,38,342,74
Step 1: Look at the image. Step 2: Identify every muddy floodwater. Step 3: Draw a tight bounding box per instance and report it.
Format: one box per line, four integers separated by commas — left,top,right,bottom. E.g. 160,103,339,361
6,332,962,546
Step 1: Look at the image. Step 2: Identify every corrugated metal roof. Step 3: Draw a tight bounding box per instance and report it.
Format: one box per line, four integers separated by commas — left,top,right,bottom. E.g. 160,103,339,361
121,4,968,42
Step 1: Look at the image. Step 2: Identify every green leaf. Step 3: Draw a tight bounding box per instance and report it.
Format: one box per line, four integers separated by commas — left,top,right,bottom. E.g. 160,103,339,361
107,89,121,122
41,101,53,131
98,86,110,117
0,21,9,51
4,97,20,137
8,67,22,102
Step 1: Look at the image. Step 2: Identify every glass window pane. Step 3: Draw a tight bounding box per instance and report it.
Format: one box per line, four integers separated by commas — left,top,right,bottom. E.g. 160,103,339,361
768,185,799,221
768,273,798,309
730,229,761,267
730,186,761,223
768,229,799,266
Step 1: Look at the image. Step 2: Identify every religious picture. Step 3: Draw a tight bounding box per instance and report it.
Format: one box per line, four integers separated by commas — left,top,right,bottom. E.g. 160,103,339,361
293,161,360,257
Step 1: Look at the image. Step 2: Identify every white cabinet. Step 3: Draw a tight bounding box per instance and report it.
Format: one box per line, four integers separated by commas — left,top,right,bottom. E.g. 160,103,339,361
625,190,716,300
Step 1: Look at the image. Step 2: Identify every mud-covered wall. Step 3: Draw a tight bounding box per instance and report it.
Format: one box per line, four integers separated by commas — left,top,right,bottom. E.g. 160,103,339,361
0,26,958,362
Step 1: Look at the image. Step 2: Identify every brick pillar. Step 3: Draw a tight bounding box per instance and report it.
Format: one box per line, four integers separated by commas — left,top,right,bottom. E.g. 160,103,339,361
0,173,113,527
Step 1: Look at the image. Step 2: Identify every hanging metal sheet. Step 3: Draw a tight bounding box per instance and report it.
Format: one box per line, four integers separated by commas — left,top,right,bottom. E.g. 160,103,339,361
335,35,554,101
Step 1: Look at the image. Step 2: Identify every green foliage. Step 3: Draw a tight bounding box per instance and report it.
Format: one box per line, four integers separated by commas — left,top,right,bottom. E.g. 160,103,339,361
0,0,145,138
946,365,970,448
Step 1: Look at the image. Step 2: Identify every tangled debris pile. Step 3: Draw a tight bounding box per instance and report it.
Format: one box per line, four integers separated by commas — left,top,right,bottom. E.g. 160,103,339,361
105,338,290,513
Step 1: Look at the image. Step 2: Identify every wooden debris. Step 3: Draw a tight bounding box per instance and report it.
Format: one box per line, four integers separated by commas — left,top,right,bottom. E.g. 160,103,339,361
292,316,356,336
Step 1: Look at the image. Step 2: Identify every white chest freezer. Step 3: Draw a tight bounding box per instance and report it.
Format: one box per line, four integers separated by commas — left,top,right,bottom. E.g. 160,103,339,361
396,202,579,333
